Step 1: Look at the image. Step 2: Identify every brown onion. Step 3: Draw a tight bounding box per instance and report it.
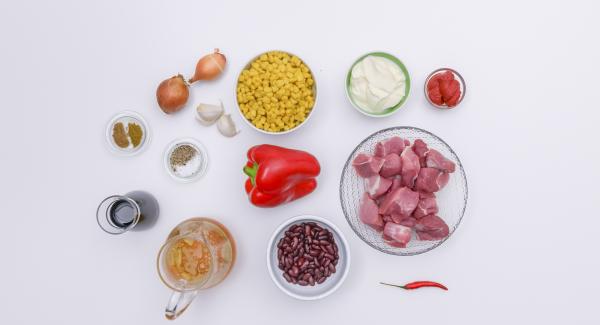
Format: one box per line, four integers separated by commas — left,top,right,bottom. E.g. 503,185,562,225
156,74,189,114
189,49,226,83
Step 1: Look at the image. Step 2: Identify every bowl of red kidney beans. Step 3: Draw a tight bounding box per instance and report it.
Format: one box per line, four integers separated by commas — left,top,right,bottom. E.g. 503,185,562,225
267,215,351,300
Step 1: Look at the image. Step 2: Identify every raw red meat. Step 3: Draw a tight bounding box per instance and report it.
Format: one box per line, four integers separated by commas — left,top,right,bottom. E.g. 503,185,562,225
377,177,402,205
379,187,420,217
374,136,407,157
400,146,420,188
412,139,429,165
380,154,402,178
352,153,384,178
415,215,449,240
425,149,456,173
415,168,449,193
359,193,384,232
390,214,417,227
413,195,439,219
383,223,412,247
365,175,392,199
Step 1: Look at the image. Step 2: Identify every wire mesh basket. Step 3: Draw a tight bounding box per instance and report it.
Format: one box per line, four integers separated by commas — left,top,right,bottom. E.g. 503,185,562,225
339,126,468,255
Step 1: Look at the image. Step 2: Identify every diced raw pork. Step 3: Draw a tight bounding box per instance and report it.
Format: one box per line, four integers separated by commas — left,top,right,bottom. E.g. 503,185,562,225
419,191,436,199
380,154,402,178
359,193,384,231
379,187,420,217
425,149,456,173
365,175,392,199
374,137,407,157
376,176,402,205
415,168,449,193
413,196,439,219
412,139,430,165
383,223,412,247
415,215,449,240
390,214,417,227
400,146,421,188
382,215,394,223
352,153,384,178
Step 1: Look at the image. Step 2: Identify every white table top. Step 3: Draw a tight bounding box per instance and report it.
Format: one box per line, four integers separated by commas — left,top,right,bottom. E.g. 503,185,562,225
2,0,599,323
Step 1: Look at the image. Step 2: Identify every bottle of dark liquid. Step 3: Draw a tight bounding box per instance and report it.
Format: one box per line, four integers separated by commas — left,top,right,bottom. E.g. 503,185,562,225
97,191,159,234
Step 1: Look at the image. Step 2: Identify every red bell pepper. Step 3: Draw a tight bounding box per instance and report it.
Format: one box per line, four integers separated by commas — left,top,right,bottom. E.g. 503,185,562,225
243,144,320,208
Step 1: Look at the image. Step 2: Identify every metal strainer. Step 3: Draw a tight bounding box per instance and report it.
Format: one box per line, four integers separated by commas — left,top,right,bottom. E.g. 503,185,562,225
339,127,468,256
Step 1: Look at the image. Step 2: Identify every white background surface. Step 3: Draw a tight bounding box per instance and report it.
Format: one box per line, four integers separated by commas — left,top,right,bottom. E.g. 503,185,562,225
1,0,599,323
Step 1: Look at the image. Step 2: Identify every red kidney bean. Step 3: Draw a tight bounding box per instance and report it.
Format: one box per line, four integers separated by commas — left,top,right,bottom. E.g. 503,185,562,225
277,222,340,287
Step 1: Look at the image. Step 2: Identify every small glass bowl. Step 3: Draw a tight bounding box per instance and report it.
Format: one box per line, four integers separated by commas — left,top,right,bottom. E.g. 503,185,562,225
163,138,209,183
105,110,150,156
424,68,466,109
345,52,411,118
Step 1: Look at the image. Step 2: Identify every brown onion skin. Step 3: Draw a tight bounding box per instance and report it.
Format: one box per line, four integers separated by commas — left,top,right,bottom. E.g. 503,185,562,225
156,74,189,114
189,49,226,83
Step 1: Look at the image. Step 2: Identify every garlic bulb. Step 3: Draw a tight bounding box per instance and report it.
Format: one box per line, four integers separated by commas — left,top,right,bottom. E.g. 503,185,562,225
216,114,239,137
196,101,224,125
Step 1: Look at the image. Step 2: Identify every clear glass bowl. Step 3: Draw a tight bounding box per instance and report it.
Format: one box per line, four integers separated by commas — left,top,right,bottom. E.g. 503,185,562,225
105,110,150,156
424,68,466,109
339,127,468,256
163,138,209,183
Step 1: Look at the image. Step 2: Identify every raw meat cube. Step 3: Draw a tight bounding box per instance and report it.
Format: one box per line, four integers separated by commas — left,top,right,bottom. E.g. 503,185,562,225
352,153,384,178
380,154,402,178
425,149,456,173
382,215,394,223
412,139,430,165
400,146,421,188
374,137,407,157
390,214,417,227
413,196,439,219
383,223,412,248
376,177,402,205
415,215,449,240
379,187,420,217
359,193,384,232
415,168,450,193
365,175,392,199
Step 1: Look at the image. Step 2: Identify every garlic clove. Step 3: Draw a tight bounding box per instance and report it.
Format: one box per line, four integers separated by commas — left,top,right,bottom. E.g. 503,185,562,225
216,114,240,137
196,100,224,125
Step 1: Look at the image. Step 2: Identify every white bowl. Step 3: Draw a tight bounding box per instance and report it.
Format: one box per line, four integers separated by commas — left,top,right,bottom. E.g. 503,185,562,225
266,215,350,300
234,50,318,135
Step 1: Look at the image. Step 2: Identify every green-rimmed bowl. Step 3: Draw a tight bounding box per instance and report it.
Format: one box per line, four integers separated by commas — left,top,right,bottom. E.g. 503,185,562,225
345,52,411,118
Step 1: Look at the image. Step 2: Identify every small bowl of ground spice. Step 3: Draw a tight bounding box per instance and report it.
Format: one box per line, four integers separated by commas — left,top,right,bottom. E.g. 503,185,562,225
163,138,208,183
105,111,150,156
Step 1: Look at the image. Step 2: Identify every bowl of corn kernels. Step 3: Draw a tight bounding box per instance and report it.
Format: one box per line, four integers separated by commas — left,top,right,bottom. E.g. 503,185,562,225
235,50,317,135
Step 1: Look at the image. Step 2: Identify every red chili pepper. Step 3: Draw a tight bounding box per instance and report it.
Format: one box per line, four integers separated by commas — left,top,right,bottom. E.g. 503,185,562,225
380,281,448,291
243,144,320,208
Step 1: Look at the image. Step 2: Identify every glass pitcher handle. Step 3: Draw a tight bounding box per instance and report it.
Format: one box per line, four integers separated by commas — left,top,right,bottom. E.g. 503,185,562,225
165,290,198,320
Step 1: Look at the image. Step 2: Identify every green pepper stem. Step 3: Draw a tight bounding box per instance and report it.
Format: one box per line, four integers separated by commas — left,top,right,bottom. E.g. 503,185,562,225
243,163,258,186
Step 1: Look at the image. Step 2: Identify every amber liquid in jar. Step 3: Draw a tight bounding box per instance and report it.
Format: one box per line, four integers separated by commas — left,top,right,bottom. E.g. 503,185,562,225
163,218,236,289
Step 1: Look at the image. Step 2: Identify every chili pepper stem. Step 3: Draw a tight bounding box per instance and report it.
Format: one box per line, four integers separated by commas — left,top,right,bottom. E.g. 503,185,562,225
380,282,407,289
243,163,258,186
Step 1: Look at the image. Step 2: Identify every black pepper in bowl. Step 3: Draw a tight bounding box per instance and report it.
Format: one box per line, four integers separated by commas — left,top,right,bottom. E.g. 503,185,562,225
277,222,339,286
